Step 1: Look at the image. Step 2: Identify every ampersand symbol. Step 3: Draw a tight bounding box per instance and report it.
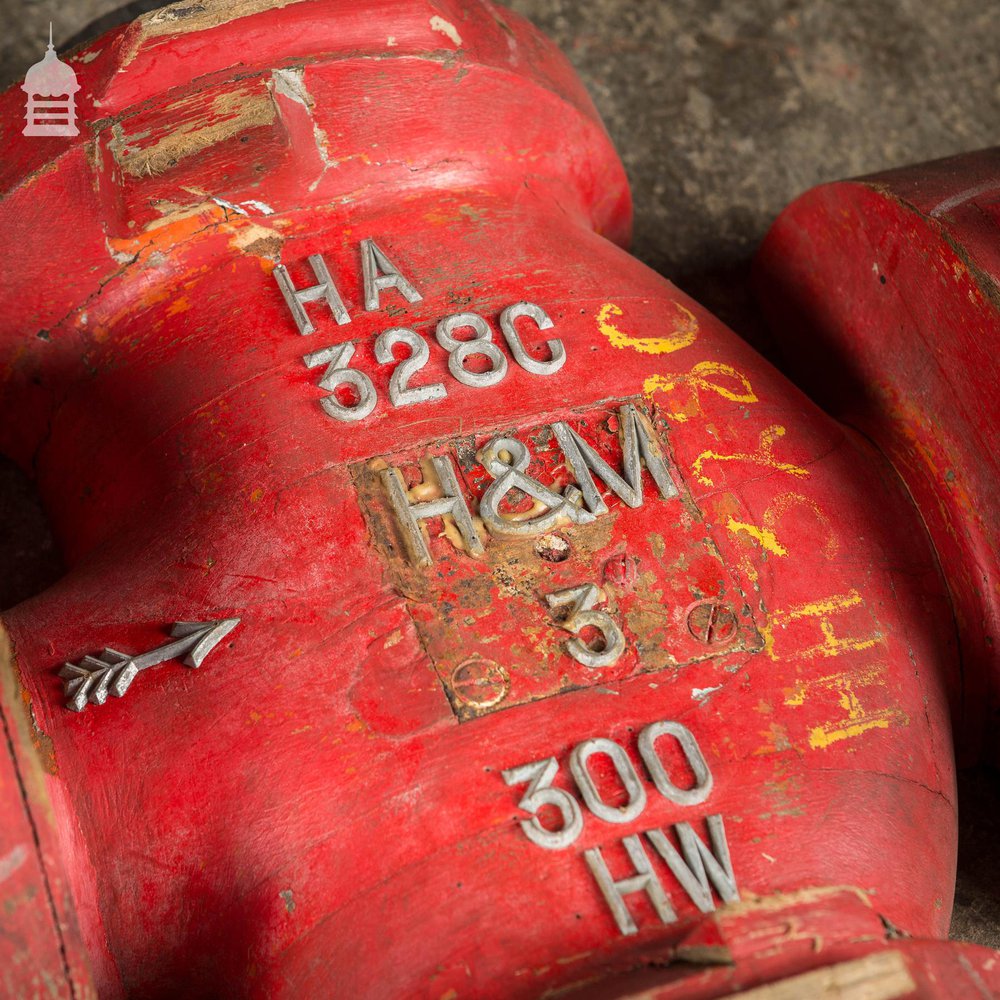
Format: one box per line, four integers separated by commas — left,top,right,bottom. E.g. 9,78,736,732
479,437,595,536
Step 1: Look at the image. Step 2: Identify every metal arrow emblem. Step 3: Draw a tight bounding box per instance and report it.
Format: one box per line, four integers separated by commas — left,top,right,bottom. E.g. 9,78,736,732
59,619,241,712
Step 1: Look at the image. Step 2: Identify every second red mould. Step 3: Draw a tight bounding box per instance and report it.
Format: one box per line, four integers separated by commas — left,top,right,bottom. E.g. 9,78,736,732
755,147,1000,766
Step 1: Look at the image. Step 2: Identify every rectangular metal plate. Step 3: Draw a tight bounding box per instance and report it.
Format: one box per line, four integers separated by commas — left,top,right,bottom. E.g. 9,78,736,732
352,398,761,720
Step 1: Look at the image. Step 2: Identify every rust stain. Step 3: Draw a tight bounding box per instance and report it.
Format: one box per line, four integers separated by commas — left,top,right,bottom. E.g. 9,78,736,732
19,688,56,776
0,625,58,821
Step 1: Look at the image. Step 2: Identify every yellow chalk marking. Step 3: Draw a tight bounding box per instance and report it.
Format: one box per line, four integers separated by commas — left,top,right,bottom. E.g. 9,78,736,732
784,665,908,749
764,589,883,661
808,717,893,749
645,360,758,421
596,301,698,356
692,424,809,487
728,492,837,565
767,492,839,560
727,517,788,556
785,663,884,707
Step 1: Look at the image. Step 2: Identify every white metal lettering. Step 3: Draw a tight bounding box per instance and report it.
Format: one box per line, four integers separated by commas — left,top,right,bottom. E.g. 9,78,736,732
274,253,351,335
545,584,625,669
380,457,485,567
584,835,676,936
501,757,584,850
552,404,679,516
360,238,423,311
569,737,647,824
373,327,446,407
478,436,594,537
638,720,713,806
501,720,715,845
646,816,740,913
435,312,508,388
499,301,566,375
303,342,376,422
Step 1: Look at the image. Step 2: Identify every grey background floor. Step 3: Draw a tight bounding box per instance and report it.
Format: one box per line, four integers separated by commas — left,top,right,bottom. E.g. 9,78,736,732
2,0,999,953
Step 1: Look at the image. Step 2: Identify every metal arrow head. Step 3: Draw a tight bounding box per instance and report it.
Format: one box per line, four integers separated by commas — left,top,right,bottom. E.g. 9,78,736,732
169,618,241,668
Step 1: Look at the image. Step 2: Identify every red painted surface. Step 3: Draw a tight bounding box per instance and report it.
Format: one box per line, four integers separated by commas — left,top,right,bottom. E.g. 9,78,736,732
755,148,1000,767
0,1,994,997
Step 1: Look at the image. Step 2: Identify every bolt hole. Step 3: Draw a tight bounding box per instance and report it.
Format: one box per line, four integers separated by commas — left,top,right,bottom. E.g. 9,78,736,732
535,533,570,563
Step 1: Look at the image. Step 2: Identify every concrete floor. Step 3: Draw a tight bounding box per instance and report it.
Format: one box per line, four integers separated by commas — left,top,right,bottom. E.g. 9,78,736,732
2,0,999,953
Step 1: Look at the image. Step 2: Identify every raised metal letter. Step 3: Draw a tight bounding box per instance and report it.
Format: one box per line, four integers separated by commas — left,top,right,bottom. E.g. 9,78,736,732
646,816,739,912
479,437,593,536
584,835,676,936
274,253,350,335
546,584,625,668
361,238,422,311
381,456,485,567
499,301,566,375
303,341,377,422
569,737,647,823
552,404,679,516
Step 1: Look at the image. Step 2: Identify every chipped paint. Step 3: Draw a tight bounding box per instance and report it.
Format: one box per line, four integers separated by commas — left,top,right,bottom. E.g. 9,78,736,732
241,199,275,215
429,15,463,47
0,845,28,885
212,197,248,217
271,66,312,108
732,950,914,999
139,0,310,40
270,66,337,189
692,685,722,702
109,85,275,177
